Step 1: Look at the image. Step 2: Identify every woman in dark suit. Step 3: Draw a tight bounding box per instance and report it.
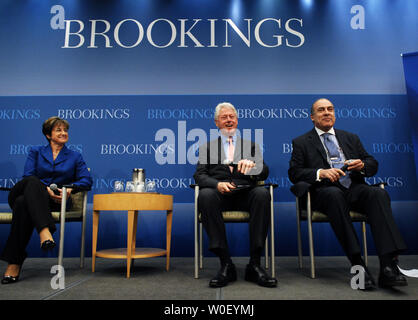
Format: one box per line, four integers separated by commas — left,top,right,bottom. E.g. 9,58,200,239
1,116,92,284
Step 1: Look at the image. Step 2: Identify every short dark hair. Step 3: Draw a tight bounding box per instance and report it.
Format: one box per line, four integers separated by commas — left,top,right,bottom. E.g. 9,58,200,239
311,98,332,115
42,116,69,142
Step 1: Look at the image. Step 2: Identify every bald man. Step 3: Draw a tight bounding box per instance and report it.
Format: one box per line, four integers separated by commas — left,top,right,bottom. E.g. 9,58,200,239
288,98,407,290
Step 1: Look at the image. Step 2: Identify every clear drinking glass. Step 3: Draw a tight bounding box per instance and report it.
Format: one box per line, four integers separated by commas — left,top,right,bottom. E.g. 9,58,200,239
146,181,156,193
113,181,124,193
135,182,145,192
125,181,135,192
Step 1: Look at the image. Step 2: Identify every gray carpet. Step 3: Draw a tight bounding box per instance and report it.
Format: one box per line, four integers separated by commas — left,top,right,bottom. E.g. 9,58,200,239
0,256,417,300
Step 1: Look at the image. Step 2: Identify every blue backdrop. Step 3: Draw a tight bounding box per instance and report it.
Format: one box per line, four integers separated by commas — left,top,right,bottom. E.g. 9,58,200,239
0,0,417,259
402,52,418,183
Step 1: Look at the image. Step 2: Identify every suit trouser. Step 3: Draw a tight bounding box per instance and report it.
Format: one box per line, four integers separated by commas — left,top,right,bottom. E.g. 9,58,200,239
312,183,407,258
1,176,59,265
197,186,271,259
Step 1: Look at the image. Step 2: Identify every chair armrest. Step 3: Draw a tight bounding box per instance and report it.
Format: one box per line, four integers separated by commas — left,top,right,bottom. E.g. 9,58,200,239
62,184,91,194
190,183,278,189
0,187,11,191
290,181,312,198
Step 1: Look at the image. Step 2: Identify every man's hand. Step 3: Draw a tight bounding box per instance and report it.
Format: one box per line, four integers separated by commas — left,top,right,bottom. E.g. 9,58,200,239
217,182,236,194
319,168,346,183
345,159,364,172
237,159,256,175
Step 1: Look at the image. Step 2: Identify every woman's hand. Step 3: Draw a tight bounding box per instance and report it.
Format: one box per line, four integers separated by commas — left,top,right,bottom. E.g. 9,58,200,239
46,186,72,204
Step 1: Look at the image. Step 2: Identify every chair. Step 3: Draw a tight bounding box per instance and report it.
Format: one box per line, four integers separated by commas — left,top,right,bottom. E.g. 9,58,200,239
291,181,385,279
0,185,88,268
191,182,277,279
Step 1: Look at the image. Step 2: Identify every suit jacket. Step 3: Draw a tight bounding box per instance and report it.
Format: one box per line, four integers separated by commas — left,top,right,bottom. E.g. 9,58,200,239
194,136,269,189
288,128,378,187
23,145,93,189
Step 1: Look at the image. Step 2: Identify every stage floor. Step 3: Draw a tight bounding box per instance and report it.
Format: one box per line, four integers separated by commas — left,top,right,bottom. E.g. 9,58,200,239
0,256,417,300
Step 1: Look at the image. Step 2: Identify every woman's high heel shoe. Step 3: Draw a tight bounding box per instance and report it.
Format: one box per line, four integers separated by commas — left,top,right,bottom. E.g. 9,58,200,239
41,239,56,251
2,266,21,285
1,274,20,284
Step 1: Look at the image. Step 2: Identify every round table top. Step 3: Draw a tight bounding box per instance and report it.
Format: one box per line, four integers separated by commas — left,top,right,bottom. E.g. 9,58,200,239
93,193,173,211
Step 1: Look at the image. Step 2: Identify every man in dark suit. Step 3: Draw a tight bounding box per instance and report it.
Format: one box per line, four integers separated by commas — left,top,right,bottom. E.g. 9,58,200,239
288,98,407,289
194,102,277,288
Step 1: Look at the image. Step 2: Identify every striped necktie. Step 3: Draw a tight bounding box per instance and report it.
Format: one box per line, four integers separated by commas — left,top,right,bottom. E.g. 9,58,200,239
228,136,234,172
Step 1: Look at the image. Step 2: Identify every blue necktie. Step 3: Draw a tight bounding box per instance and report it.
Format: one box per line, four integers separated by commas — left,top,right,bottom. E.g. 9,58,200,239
322,133,340,158
322,133,351,188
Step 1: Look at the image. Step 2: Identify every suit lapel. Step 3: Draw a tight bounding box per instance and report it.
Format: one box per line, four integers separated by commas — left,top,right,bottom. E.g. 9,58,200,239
40,145,69,165
54,145,70,165
219,137,226,163
233,136,242,163
308,129,328,163
208,137,226,165
335,130,351,159
40,145,54,165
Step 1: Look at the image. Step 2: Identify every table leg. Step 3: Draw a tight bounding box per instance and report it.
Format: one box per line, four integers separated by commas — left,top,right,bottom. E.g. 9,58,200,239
132,211,138,269
126,210,136,278
92,210,100,273
166,210,173,271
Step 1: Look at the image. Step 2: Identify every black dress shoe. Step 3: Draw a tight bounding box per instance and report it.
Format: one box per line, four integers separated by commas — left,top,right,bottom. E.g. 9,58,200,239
41,239,56,251
378,260,408,288
245,264,277,288
209,263,237,288
360,266,376,290
1,274,20,284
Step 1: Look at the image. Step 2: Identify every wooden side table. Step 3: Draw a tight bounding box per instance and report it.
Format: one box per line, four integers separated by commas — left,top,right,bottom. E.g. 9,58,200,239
92,193,173,278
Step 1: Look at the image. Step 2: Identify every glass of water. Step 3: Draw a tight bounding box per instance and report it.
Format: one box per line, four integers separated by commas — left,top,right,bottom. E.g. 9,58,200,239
113,181,124,193
135,182,145,192
125,181,135,192
146,181,157,193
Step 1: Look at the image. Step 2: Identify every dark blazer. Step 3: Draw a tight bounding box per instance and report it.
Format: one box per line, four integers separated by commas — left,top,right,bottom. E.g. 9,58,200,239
288,128,378,187
194,137,269,189
23,145,93,189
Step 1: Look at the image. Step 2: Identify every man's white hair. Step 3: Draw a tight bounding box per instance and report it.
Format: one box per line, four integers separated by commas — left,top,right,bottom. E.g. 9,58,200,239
214,102,238,120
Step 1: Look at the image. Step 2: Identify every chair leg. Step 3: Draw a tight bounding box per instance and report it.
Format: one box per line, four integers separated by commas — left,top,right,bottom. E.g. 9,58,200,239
307,193,315,279
362,222,368,267
296,197,303,269
80,217,86,269
80,192,87,269
58,188,67,268
265,236,269,270
194,229,199,279
269,185,275,278
194,217,199,279
194,186,199,279
199,223,203,269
